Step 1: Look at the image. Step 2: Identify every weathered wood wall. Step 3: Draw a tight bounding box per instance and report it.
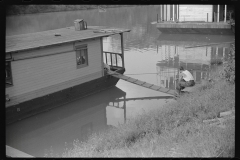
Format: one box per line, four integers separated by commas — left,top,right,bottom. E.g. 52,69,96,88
6,38,102,105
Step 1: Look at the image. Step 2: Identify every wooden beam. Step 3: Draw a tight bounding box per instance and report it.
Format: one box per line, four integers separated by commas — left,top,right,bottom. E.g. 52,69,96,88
120,33,125,68
173,4,175,21
177,5,179,20
224,5,227,22
100,37,104,76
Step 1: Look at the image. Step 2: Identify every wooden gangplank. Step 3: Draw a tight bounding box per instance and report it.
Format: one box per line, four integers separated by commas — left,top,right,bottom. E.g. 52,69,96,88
108,70,177,96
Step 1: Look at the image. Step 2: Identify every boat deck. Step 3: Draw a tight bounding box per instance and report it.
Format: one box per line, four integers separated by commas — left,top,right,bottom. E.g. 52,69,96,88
107,70,177,96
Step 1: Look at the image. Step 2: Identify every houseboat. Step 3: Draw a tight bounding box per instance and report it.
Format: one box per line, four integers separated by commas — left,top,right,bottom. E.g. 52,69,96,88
155,5,234,34
5,19,130,124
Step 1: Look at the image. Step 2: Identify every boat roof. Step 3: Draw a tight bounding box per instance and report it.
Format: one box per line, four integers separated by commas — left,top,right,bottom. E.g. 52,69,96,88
6,26,131,54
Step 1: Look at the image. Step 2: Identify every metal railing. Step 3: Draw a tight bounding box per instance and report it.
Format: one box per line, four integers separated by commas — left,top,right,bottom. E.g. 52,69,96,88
103,51,123,68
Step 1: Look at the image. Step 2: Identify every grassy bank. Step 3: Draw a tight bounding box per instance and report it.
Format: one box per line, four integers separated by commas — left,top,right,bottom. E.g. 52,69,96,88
59,43,235,157
6,5,133,16
59,66,235,157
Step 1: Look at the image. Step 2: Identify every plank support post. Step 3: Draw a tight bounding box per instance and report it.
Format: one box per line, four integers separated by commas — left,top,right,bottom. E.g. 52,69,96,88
173,5,175,21
120,33,125,68
224,5,227,23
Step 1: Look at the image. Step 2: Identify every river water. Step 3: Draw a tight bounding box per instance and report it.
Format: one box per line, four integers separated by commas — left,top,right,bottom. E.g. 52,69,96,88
6,5,235,157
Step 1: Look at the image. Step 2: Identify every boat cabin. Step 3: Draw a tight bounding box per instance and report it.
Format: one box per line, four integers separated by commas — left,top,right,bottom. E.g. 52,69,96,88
5,20,130,124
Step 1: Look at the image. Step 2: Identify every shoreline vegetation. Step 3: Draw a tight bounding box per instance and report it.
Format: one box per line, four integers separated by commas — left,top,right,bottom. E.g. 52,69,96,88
6,5,134,16
55,43,235,157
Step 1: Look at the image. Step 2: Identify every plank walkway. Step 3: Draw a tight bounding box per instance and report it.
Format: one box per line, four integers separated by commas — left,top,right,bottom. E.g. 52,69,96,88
107,70,177,96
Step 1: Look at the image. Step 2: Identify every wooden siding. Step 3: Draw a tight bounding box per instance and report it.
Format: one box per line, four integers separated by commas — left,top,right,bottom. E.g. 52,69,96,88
179,5,213,22
6,71,102,106
6,39,102,101
11,43,73,60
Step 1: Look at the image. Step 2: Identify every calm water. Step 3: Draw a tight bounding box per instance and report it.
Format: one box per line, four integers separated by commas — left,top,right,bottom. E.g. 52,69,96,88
6,5,235,157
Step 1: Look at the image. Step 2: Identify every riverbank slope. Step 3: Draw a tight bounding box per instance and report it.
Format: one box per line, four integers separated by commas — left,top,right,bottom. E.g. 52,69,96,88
61,43,235,157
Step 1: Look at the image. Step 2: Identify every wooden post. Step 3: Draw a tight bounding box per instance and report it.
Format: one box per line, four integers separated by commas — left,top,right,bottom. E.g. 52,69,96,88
162,5,164,21
105,53,108,64
217,5,220,22
223,47,225,58
177,4,178,21
201,70,203,80
173,4,175,21
193,71,196,81
120,33,125,68
164,5,167,21
213,12,216,22
224,5,227,22
159,5,161,21
100,37,104,76
167,5,170,21
166,5,167,21
110,53,113,66
124,95,126,124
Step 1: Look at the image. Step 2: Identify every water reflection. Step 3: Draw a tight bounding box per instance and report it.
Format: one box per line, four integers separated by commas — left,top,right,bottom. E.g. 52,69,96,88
6,87,124,157
156,34,231,90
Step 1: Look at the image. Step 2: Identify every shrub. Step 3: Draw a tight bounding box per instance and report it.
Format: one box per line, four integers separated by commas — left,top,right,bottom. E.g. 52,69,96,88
220,43,235,84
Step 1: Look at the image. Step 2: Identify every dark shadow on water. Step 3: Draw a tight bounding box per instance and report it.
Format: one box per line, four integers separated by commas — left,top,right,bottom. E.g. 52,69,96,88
6,86,126,157
6,86,174,157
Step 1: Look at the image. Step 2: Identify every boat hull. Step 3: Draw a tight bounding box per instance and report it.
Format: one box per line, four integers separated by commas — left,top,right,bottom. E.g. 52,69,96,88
157,28,234,35
156,22,234,35
6,68,125,124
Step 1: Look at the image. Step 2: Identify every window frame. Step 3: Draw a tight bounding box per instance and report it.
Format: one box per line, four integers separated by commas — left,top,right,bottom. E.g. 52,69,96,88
6,61,13,87
75,44,88,69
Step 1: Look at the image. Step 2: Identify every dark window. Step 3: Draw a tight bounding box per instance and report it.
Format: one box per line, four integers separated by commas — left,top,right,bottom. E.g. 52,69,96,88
6,61,13,87
75,45,88,69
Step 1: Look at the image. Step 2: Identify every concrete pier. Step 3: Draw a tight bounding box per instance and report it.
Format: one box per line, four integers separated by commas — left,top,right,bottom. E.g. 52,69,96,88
156,21,233,35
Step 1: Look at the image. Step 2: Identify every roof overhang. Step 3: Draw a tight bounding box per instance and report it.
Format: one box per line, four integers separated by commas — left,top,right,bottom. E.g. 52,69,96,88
6,26,131,54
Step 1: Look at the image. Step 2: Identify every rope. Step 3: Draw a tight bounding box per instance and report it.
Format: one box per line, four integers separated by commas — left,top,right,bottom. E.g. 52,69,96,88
124,73,159,75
